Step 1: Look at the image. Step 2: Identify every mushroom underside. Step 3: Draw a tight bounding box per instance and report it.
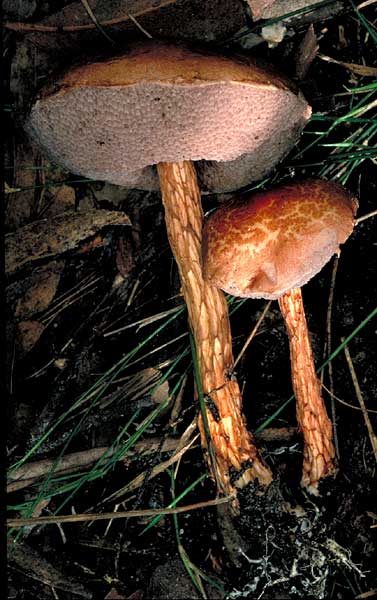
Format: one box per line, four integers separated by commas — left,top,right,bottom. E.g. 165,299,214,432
28,82,309,192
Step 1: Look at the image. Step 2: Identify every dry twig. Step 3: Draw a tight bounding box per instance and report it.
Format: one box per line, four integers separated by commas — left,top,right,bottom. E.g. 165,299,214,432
7,496,231,528
234,301,272,369
321,256,340,460
7,427,296,494
322,383,377,414
356,210,377,224
342,339,377,464
4,0,177,33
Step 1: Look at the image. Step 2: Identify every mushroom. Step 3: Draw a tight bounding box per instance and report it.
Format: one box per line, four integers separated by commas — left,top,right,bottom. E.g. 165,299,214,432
26,41,311,499
202,179,358,493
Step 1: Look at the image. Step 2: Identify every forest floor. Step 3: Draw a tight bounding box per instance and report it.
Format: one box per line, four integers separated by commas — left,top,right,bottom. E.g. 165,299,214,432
5,1,377,599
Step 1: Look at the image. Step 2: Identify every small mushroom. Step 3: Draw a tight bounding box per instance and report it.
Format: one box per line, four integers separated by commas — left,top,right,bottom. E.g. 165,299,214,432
202,179,358,493
26,41,311,499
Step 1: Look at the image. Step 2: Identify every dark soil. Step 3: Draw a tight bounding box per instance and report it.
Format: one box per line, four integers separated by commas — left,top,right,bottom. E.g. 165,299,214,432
5,1,377,599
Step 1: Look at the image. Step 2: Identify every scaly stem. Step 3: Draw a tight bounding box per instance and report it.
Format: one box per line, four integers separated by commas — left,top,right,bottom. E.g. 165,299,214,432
157,161,272,500
278,287,336,493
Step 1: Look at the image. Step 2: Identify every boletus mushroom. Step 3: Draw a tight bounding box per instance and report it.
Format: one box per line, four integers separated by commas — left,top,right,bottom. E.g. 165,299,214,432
202,179,358,493
26,41,311,499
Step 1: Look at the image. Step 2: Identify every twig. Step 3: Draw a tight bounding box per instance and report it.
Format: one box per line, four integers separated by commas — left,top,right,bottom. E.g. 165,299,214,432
98,433,199,505
356,209,377,224
355,588,377,599
169,375,187,426
7,427,295,494
7,496,231,528
322,383,377,414
127,13,153,38
342,338,377,464
357,0,377,9
7,437,181,493
234,301,272,369
322,256,340,460
79,0,115,44
3,0,177,33
318,54,377,77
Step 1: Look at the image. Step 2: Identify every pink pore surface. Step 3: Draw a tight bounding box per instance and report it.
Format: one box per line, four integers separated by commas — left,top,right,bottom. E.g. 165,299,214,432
27,81,310,193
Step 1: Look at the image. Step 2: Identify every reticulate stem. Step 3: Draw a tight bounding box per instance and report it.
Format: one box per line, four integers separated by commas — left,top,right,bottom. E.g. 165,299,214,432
157,160,273,501
278,287,336,492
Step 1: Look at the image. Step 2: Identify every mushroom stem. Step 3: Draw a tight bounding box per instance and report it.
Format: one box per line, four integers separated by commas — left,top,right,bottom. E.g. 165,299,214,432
157,160,272,498
278,287,336,492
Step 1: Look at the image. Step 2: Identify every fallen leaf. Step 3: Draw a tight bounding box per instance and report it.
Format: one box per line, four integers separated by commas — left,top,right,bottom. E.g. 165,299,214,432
246,0,325,20
14,260,64,320
9,543,92,598
125,591,144,600
296,24,319,79
100,368,170,411
5,209,131,277
151,376,170,405
17,320,45,354
116,235,134,277
318,53,377,77
104,587,127,599
43,184,76,217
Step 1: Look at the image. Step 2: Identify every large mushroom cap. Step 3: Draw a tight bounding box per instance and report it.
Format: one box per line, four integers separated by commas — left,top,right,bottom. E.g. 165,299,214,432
27,41,311,193
202,179,358,298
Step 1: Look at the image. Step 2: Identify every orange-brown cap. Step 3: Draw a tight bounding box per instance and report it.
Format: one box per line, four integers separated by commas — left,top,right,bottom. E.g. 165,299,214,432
26,41,311,193
202,179,358,298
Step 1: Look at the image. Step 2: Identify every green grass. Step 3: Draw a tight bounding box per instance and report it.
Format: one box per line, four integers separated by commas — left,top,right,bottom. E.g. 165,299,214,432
288,82,377,184
7,306,191,543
